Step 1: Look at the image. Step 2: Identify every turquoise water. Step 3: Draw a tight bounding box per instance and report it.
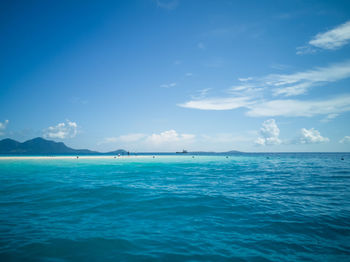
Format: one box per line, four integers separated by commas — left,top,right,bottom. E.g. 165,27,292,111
0,154,350,261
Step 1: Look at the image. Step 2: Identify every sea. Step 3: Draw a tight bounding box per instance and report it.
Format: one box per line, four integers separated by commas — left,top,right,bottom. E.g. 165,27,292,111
0,153,349,261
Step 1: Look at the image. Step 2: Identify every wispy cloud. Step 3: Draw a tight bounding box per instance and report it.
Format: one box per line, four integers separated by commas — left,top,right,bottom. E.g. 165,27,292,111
266,60,350,96
155,0,178,10
194,60,350,98
180,93,350,118
0,120,9,136
43,120,78,139
255,119,281,146
320,113,339,123
160,82,176,88
238,77,253,82
179,59,350,119
185,72,193,77
339,136,350,143
246,95,350,117
179,96,253,110
297,20,350,54
190,88,211,100
296,128,329,144
146,129,195,145
234,60,350,97
101,130,195,151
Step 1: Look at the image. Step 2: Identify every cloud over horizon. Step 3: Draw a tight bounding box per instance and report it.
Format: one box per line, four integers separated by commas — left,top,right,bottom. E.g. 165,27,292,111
43,120,78,139
339,136,350,144
297,128,329,144
100,130,195,151
146,129,195,145
255,119,281,146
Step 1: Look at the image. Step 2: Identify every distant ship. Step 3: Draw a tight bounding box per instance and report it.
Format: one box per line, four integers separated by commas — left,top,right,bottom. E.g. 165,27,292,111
176,149,188,154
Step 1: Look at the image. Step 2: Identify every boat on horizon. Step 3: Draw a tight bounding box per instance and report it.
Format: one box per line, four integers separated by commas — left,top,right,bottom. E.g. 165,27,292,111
176,149,188,154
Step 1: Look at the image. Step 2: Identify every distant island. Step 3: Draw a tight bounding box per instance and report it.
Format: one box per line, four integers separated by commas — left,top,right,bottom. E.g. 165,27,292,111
0,137,127,155
0,137,244,155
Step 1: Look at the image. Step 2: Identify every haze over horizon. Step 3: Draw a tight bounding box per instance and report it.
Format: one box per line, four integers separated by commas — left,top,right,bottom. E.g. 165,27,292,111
1,0,350,152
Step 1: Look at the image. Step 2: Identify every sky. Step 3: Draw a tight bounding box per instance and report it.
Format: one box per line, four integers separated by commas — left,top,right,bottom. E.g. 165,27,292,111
1,0,350,152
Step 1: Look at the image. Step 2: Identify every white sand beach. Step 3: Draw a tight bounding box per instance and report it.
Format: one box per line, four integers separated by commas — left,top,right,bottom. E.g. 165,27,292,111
0,155,153,160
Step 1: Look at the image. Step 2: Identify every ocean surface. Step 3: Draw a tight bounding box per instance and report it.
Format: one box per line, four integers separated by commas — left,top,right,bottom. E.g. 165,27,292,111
0,154,350,261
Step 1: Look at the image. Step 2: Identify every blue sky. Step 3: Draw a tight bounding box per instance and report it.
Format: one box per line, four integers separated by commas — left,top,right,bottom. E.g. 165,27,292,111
1,0,350,152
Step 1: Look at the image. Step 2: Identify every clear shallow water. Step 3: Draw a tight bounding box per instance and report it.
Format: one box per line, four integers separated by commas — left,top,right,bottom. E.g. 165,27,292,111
0,154,350,261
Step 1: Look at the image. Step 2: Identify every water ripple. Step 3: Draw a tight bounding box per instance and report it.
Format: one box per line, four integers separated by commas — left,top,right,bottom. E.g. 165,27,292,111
0,154,350,261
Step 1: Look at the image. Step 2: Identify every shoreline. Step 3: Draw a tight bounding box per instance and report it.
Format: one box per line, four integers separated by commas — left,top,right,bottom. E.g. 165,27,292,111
0,155,154,160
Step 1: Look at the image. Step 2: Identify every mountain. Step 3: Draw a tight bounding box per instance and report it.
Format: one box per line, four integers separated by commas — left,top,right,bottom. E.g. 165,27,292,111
0,137,241,155
0,137,99,155
223,150,243,154
0,138,21,152
105,149,128,155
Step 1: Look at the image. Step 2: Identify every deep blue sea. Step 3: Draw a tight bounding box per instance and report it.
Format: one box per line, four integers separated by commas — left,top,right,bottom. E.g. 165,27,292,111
0,154,350,261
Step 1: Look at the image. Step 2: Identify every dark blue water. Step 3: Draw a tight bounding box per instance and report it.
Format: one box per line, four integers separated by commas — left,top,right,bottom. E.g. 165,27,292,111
0,154,350,261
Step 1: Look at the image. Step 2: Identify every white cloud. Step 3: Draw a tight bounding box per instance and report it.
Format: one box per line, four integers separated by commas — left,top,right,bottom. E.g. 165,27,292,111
191,88,211,100
0,120,9,136
297,21,350,54
179,96,253,110
255,119,281,146
100,130,195,151
320,113,339,123
310,21,350,50
43,120,78,139
297,128,329,144
238,77,253,82
296,46,316,55
155,0,178,10
180,92,350,118
339,136,350,143
185,72,193,77
246,95,350,117
266,60,350,96
224,60,350,97
146,129,195,145
160,82,176,88
228,84,263,97
179,59,350,119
